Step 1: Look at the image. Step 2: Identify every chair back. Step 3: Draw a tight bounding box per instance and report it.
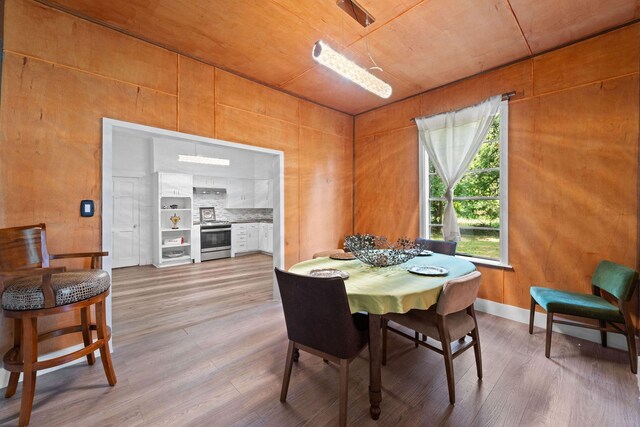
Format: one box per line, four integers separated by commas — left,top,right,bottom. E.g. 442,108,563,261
592,260,638,302
0,224,50,270
275,268,362,359
415,238,457,256
436,271,482,316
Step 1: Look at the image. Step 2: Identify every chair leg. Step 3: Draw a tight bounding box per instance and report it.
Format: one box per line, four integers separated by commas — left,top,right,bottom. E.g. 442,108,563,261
625,327,637,374
280,341,295,402
414,331,420,348
442,337,455,404
338,359,349,427
469,308,483,380
545,312,554,358
598,320,607,348
381,319,388,366
5,319,22,399
81,307,96,365
95,299,117,386
529,297,536,334
19,316,38,427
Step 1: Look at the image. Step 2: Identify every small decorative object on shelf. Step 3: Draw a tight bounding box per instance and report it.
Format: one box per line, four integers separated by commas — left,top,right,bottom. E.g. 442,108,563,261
169,213,181,229
169,204,179,209
344,234,421,267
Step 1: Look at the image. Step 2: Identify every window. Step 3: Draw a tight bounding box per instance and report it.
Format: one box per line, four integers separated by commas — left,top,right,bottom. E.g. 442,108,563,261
422,101,508,265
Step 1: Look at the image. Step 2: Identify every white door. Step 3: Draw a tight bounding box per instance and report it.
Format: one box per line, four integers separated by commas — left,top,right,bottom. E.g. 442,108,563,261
113,177,140,268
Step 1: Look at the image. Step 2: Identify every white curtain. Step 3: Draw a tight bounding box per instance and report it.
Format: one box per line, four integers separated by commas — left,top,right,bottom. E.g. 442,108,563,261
416,95,501,242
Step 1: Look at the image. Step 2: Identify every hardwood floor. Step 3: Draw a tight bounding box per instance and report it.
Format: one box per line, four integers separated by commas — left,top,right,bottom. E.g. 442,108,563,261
1,254,638,426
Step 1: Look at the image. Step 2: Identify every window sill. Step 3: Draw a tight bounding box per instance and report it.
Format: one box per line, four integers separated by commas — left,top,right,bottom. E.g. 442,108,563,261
456,255,513,270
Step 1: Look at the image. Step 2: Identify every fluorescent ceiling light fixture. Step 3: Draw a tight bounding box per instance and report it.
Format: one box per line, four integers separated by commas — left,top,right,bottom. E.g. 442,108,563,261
312,40,392,99
178,154,230,166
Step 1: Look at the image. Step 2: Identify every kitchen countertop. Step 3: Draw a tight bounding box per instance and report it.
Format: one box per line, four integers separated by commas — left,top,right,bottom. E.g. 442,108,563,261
193,220,272,225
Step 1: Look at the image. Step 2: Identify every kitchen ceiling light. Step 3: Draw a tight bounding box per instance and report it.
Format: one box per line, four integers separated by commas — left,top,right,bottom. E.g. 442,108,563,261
178,155,230,166
312,40,392,99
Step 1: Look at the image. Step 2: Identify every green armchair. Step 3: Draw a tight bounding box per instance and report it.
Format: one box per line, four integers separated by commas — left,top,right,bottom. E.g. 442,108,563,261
529,260,638,373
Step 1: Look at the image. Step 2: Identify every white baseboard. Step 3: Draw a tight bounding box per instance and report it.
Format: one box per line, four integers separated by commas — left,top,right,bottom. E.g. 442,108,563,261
474,298,629,351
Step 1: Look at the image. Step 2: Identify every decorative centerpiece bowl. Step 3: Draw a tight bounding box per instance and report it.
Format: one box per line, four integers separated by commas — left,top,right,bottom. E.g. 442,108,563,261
344,234,421,267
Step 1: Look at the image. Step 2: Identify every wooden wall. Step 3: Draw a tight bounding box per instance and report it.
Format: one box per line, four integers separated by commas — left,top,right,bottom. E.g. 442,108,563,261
354,24,640,327
0,0,353,358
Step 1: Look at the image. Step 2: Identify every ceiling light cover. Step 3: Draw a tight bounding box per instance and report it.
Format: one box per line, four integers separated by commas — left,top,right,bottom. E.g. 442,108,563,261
178,155,230,166
312,40,392,99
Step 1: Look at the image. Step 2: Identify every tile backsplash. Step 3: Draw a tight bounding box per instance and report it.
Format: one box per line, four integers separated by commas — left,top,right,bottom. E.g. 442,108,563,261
192,193,273,223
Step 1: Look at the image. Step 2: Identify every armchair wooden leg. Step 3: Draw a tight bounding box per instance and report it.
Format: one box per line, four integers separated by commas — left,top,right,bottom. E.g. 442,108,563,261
529,297,536,334
19,316,38,427
381,319,388,366
625,327,638,374
442,337,455,404
96,300,117,386
81,307,96,365
598,320,607,348
280,341,295,402
545,312,554,358
5,319,22,399
338,359,349,427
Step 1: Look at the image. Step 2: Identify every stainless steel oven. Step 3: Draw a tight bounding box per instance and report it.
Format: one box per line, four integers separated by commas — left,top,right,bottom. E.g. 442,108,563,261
199,207,231,261
201,224,231,260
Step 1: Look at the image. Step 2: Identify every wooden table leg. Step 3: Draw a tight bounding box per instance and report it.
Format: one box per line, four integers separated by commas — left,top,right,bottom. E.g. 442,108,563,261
368,314,382,420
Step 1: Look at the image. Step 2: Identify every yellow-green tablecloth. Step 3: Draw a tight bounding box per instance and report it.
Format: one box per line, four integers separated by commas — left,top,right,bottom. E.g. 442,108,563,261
289,253,476,315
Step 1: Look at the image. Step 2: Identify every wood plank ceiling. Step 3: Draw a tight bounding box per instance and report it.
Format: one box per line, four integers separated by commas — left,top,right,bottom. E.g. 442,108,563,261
39,0,640,115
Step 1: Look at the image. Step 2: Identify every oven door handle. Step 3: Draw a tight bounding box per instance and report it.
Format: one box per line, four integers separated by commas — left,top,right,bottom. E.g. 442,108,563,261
201,228,231,233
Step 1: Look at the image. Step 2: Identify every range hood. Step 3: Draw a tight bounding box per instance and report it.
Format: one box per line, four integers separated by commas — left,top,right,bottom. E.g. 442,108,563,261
193,187,227,195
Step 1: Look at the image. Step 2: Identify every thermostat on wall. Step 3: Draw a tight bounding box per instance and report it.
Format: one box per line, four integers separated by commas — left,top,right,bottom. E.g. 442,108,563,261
80,200,94,217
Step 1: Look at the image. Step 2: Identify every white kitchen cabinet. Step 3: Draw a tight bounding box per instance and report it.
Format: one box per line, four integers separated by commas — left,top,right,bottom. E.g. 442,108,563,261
247,224,259,251
231,224,247,257
226,179,255,208
258,223,273,255
193,175,228,189
254,179,273,208
159,172,192,197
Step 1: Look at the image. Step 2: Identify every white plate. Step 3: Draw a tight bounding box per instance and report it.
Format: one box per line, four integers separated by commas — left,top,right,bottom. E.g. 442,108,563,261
309,269,349,279
417,250,433,256
408,266,448,276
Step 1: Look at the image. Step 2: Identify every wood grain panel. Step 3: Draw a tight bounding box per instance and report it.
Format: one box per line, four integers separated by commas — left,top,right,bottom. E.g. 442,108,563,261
177,56,215,138
533,24,640,96
5,0,178,94
216,69,299,125
299,100,353,137
476,265,504,303
0,51,177,357
505,76,638,310
509,0,640,53
354,96,420,139
420,60,533,117
347,0,529,92
354,127,419,241
299,128,353,260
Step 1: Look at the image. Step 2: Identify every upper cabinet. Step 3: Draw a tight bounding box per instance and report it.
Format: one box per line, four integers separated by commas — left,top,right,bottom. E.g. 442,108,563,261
193,175,228,189
226,179,254,208
254,179,273,208
159,172,193,198
227,178,273,208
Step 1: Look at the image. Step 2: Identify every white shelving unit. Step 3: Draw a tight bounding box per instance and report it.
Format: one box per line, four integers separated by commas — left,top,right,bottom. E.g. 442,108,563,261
153,172,194,268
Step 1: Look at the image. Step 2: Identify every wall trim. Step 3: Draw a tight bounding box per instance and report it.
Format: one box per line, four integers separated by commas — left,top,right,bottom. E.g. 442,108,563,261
474,298,628,351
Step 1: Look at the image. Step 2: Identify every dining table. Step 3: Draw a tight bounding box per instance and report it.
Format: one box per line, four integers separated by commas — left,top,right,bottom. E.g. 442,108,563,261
289,252,476,419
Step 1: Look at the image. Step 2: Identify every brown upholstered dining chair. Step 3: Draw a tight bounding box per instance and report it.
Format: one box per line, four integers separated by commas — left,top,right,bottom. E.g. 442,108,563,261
382,271,482,404
275,268,368,427
0,224,115,426
415,237,457,256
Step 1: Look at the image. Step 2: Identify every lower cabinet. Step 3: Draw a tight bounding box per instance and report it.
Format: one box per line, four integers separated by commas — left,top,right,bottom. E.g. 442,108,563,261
232,222,273,256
